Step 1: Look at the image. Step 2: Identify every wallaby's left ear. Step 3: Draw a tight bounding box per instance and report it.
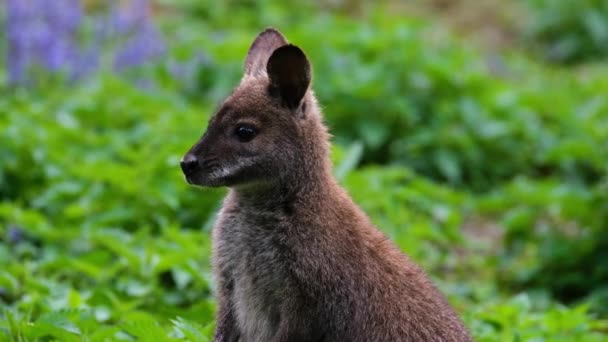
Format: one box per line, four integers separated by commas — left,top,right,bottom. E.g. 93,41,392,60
244,28,288,77
267,44,311,110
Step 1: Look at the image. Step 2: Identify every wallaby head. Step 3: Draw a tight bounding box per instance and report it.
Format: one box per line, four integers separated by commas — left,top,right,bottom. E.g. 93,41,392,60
181,28,329,191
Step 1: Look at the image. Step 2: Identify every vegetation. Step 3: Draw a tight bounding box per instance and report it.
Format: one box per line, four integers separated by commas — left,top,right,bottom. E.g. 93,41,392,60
1,0,607,340
524,0,608,64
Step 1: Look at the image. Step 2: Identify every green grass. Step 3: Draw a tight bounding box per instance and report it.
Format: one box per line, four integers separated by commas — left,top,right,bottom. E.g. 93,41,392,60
1,1,608,341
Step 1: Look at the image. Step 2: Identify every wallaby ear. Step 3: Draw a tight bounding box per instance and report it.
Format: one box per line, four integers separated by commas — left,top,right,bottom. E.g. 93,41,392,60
267,45,311,110
244,28,288,77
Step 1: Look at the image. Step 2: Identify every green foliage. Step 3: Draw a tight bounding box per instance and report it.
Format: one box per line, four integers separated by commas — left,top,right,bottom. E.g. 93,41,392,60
0,76,220,340
524,0,608,64
470,295,608,341
1,1,607,341
1,309,213,341
477,178,608,315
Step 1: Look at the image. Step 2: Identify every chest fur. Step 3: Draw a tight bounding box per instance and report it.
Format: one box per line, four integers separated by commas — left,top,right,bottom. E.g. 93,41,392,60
214,209,293,341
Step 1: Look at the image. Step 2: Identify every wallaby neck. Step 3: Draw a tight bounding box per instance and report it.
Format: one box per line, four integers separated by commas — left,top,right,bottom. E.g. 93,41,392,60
230,158,335,213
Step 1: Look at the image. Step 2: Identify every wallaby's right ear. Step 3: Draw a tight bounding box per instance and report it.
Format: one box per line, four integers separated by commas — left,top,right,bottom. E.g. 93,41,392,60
267,45,311,110
244,28,288,77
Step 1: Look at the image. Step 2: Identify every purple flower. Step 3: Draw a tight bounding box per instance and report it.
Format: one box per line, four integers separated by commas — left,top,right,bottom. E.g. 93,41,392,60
109,0,148,35
111,0,166,71
4,0,167,86
71,46,99,81
114,22,166,70
167,51,212,82
5,0,82,82
40,0,81,33
6,0,33,83
38,0,82,71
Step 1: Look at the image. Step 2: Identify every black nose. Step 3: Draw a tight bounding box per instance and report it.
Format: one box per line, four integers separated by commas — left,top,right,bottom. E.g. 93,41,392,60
180,154,199,174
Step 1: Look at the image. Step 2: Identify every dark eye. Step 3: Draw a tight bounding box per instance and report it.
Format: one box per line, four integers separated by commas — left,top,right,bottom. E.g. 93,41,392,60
234,124,258,142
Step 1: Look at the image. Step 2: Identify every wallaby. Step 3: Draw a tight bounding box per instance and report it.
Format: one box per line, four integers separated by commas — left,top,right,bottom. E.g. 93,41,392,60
181,28,472,342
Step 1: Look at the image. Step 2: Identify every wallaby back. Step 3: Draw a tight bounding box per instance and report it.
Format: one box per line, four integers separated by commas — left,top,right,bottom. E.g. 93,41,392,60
181,28,472,342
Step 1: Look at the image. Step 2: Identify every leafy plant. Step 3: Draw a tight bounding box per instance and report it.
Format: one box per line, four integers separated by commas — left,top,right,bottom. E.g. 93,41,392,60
524,0,608,63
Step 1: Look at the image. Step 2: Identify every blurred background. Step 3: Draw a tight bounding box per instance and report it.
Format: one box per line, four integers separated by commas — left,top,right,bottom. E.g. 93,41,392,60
1,0,608,340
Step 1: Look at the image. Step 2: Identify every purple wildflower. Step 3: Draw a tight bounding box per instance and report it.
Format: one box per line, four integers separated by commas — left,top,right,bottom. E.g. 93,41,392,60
5,0,82,83
167,51,212,82
109,0,148,35
6,224,25,244
4,0,167,86
37,0,82,71
71,46,99,81
112,0,166,71
6,0,33,83
114,23,165,70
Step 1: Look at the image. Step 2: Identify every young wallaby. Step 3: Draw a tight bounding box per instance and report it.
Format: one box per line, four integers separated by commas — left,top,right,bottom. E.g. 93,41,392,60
181,28,472,342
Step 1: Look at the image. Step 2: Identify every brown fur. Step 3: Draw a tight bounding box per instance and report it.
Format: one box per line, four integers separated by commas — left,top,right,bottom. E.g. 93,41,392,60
181,28,472,342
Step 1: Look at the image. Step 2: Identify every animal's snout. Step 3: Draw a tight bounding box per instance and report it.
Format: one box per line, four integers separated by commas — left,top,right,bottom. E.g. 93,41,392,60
180,153,200,175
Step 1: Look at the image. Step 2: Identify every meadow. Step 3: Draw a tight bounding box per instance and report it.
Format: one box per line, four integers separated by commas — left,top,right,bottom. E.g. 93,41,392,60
1,0,607,340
